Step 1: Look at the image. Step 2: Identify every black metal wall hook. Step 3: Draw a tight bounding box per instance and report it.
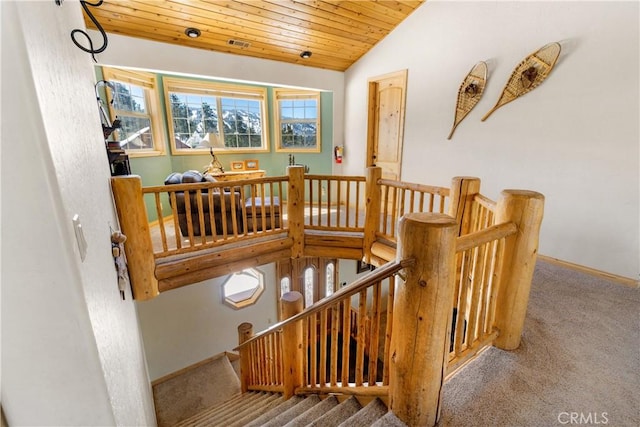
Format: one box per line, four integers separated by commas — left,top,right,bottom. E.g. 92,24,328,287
70,0,108,62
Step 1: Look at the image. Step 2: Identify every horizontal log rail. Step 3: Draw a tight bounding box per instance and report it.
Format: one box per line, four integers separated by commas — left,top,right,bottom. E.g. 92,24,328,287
374,178,450,245
235,258,412,351
142,176,289,258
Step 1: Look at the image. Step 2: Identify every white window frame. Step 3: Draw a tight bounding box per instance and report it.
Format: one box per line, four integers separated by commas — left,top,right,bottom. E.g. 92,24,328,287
102,67,165,157
164,77,269,155
222,268,265,309
274,88,321,153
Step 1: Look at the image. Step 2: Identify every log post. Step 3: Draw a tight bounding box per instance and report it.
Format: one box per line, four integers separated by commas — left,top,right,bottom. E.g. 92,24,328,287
493,190,545,350
110,175,159,300
448,177,481,236
389,213,458,427
287,166,305,258
363,166,382,264
237,322,253,393
281,291,304,399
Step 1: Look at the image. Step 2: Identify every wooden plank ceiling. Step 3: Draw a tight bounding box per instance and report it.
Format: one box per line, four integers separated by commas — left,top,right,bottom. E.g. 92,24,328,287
84,1,425,72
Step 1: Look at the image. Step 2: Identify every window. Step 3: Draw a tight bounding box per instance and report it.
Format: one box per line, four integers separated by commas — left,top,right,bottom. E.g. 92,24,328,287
164,77,269,154
303,266,316,308
102,67,164,157
280,277,291,297
222,268,265,309
325,262,335,297
274,88,321,152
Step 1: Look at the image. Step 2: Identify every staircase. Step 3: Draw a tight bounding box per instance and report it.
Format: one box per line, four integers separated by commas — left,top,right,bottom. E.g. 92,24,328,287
155,354,406,427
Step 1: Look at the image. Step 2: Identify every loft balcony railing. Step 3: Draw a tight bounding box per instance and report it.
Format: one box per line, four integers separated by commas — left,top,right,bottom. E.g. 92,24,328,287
111,166,544,426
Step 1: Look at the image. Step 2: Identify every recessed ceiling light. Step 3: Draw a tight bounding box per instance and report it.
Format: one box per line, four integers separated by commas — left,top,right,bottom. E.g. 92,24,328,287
185,28,201,38
300,51,312,59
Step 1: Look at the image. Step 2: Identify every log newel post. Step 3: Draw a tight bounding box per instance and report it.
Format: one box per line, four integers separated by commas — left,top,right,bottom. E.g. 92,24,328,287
237,322,254,393
389,213,458,427
110,175,159,300
363,166,383,263
287,166,305,258
448,176,481,236
493,190,545,350
281,291,304,399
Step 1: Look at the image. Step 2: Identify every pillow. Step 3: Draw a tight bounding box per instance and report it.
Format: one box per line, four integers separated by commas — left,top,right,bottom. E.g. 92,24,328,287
164,172,182,185
182,170,204,183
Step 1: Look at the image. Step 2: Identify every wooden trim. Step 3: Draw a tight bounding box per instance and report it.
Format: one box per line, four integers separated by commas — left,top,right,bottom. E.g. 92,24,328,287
537,255,639,288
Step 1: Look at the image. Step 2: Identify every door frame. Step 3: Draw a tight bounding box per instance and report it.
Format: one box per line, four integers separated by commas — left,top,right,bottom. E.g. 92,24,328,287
365,69,408,179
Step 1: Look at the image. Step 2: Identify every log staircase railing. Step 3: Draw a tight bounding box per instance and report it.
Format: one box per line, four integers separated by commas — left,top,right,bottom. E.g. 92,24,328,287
234,259,411,397
111,166,544,426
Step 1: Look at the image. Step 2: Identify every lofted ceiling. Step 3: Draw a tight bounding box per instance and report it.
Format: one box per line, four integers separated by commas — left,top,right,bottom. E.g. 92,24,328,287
84,0,425,72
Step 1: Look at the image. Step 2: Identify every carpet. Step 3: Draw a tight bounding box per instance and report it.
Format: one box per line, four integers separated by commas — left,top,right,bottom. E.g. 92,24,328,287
438,260,640,426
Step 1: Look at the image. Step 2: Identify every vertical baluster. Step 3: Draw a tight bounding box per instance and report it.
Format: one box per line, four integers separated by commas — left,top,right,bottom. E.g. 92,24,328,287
355,289,367,386
336,180,342,227
330,304,339,386
169,191,182,250
341,298,351,386
154,193,168,252
383,275,395,385
310,312,318,387
319,308,328,387
368,281,382,386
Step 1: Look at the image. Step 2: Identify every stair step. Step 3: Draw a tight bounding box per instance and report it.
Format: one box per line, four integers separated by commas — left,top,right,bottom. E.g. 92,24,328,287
261,395,322,427
216,393,283,427
306,396,362,427
284,395,339,427
244,395,305,427
176,391,270,427
227,394,285,427
371,411,407,427
338,398,388,427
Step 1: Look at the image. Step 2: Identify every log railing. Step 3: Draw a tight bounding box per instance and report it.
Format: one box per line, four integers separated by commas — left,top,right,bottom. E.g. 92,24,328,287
304,174,366,231
143,175,289,258
235,259,410,397
112,167,545,426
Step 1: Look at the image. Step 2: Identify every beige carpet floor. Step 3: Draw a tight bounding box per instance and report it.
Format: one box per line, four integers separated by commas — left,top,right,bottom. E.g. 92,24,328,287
438,260,639,426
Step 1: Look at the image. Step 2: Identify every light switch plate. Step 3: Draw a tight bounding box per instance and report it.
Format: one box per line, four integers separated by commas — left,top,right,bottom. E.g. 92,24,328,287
72,214,88,261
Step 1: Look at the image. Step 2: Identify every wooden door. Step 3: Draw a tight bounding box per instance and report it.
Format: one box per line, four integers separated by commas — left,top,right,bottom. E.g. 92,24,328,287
366,70,408,181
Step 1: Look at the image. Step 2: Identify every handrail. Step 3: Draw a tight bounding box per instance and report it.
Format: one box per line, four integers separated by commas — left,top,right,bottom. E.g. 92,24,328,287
142,175,289,194
234,257,414,351
456,221,517,252
378,178,450,197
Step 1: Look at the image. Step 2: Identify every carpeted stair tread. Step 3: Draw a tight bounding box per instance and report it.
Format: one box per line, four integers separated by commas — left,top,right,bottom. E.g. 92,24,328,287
176,391,271,426
283,395,339,427
338,398,388,427
306,396,363,427
244,395,305,427
214,392,283,427
154,354,241,427
260,395,322,427
227,394,286,427
370,411,407,427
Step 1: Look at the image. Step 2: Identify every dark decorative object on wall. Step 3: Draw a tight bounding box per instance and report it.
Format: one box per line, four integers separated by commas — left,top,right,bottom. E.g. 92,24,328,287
482,42,561,121
448,61,488,139
70,0,109,62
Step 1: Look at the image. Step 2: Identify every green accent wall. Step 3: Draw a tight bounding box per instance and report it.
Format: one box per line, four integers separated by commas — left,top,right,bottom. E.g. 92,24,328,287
98,67,333,221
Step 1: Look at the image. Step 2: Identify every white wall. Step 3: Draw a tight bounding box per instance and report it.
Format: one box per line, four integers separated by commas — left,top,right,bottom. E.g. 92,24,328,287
343,1,639,280
137,264,278,380
1,1,155,425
